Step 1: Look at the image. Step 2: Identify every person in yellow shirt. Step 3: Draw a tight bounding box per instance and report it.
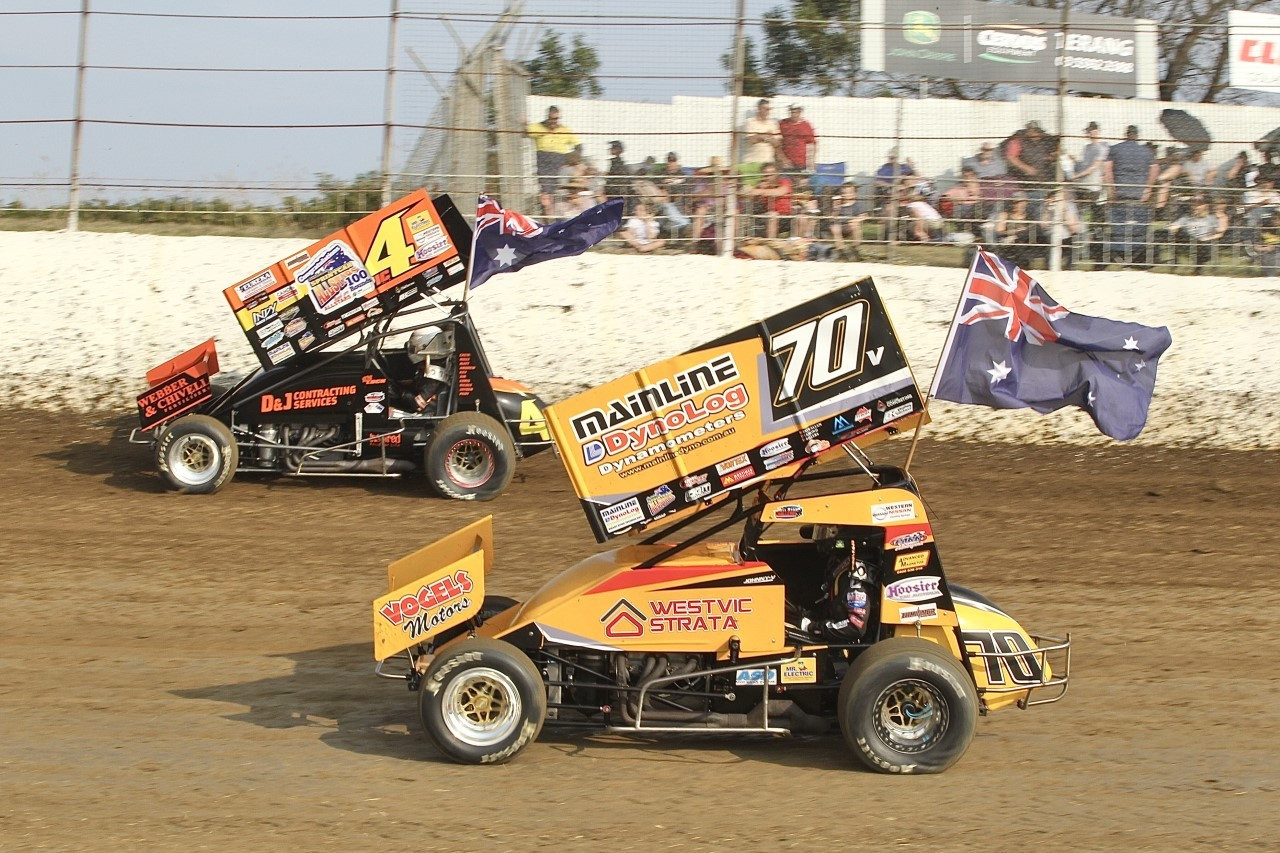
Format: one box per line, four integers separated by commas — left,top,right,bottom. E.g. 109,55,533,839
527,106,582,216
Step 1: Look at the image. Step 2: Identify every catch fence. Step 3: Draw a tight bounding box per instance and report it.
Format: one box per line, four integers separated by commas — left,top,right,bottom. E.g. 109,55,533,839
5,2,1280,274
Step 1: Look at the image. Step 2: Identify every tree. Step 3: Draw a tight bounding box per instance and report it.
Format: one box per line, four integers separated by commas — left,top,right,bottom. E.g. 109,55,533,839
524,31,603,99
719,36,774,98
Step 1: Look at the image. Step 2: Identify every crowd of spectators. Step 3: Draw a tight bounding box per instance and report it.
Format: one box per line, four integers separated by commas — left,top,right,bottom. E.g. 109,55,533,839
526,102,1280,274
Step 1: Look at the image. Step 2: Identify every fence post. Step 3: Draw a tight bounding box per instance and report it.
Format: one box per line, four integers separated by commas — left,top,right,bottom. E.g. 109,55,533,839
721,0,747,257
380,0,401,206
67,0,90,232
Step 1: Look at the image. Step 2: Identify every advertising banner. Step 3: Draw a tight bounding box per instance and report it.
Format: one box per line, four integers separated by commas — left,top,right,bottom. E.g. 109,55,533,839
1229,10,1280,95
223,190,468,370
545,279,926,543
868,0,1154,98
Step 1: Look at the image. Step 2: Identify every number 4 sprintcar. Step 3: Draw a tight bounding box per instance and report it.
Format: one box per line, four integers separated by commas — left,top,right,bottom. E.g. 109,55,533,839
371,279,1071,774
130,192,551,500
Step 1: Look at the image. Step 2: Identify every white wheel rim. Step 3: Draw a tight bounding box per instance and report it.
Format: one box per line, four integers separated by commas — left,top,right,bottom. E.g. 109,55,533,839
169,433,221,486
441,666,522,747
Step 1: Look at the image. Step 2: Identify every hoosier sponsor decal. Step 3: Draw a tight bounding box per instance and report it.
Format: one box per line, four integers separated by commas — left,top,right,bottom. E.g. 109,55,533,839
885,575,942,603
760,438,791,458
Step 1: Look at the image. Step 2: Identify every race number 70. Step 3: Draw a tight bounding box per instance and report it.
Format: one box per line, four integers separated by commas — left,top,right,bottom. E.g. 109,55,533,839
768,300,869,405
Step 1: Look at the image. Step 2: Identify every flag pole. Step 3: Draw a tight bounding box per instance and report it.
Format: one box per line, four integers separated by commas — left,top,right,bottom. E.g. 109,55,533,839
462,196,481,303
904,246,982,473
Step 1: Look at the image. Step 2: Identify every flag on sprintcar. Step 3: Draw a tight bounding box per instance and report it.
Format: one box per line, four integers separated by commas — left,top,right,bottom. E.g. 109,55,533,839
469,196,624,289
543,279,927,543
931,248,1172,441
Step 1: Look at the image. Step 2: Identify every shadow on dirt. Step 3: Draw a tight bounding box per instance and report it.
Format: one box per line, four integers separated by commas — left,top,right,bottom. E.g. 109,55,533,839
37,411,167,492
171,641,858,770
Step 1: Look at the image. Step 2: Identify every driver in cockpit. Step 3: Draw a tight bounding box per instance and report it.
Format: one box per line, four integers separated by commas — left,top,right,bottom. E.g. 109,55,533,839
391,327,450,413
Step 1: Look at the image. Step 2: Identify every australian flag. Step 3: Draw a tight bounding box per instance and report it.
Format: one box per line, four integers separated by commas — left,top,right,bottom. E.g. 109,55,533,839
930,249,1172,441
469,195,624,289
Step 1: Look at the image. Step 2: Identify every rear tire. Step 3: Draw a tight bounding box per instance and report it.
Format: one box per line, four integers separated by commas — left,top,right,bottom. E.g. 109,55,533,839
424,413,515,501
155,414,239,494
419,638,546,765
838,638,978,774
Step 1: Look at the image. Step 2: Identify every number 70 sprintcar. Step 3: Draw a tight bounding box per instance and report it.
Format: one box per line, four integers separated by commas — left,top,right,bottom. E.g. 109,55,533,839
371,279,1071,773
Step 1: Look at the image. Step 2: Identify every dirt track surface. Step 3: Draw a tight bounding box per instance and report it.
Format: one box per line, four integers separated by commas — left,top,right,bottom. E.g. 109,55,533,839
3,409,1278,850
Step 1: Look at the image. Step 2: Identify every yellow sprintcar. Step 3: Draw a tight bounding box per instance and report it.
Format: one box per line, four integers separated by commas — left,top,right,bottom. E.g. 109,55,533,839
371,278,1071,774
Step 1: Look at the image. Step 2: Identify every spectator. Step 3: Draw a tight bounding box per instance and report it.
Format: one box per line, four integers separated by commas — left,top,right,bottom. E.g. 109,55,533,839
779,104,817,176
940,166,985,237
526,106,581,217
1072,121,1109,208
873,149,916,214
1103,124,1159,267
1255,209,1280,276
746,162,793,239
790,189,820,240
902,182,945,242
622,202,667,253
1041,187,1084,269
1002,120,1059,191
604,140,632,202
1155,148,1217,217
963,141,1008,181
828,182,870,260
1242,172,1280,230
741,98,781,168
1153,195,1227,271
993,192,1044,269
656,152,693,209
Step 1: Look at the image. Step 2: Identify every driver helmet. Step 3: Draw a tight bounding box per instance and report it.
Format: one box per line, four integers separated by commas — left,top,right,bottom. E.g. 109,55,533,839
406,328,441,364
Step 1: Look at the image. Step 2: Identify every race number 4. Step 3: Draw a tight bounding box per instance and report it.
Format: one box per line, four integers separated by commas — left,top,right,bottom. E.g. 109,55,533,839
768,300,870,405
365,212,417,282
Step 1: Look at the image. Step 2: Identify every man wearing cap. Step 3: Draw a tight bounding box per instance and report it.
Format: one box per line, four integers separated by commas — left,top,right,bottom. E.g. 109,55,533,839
1072,122,1110,264
963,142,1008,181
526,106,582,217
605,140,632,202
1104,124,1159,266
741,98,781,168
1003,120,1059,190
779,104,817,175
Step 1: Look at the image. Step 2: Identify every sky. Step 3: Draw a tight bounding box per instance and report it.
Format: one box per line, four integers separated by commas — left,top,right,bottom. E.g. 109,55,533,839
2,1,778,207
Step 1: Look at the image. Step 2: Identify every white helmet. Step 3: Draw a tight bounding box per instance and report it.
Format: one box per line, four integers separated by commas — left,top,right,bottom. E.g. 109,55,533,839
406,328,441,364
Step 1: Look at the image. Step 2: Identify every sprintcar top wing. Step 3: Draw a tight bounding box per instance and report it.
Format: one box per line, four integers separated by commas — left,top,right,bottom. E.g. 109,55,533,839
223,190,471,370
544,278,928,542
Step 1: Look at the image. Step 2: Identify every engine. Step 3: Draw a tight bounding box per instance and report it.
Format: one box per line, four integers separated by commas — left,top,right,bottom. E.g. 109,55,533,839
248,422,414,474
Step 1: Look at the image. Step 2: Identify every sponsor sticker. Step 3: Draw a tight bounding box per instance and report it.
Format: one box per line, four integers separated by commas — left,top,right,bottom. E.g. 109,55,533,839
680,472,708,488
684,482,712,502
760,438,791,458
261,330,285,349
284,318,307,337
365,392,386,403
893,551,931,574
805,438,830,454
364,402,385,414
883,402,914,422
735,668,777,686
601,497,645,533
763,449,795,470
234,269,277,302
255,318,284,339
854,406,873,423
774,504,804,520
832,414,856,434
887,530,929,551
646,484,675,515
284,250,310,269
266,342,293,365
720,466,755,487
898,603,939,622
279,304,301,322
885,575,942,603
871,500,916,523
297,331,316,350
251,305,277,325
780,658,818,684
716,452,751,476
743,573,777,584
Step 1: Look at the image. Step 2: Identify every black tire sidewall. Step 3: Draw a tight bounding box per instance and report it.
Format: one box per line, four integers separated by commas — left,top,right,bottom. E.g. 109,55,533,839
838,639,978,775
424,413,516,501
419,638,545,765
154,415,239,494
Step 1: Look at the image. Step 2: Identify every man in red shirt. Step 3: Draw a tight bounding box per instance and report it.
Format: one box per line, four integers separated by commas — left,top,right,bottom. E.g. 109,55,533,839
779,105,817,176
747,162,794,239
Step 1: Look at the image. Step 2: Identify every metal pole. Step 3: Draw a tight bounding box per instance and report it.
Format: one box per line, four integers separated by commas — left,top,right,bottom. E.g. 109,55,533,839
67,0,89,232
1049,0,1070,271
722,0,746,257
380,0,401,205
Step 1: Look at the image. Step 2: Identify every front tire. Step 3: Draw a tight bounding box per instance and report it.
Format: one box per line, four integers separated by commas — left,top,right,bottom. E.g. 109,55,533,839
154,414,239,494
419,638,546,765
838,638,978,774
424,413,516,501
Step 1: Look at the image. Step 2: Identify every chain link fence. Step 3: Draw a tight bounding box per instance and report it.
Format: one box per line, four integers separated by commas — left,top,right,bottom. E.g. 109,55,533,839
5,3,1280,274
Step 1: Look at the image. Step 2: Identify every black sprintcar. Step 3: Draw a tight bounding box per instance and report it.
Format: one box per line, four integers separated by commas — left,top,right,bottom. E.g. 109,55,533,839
130,193,551,501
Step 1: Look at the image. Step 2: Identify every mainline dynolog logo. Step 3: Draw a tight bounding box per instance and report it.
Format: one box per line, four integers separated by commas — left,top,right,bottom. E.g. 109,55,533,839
571,354,739,442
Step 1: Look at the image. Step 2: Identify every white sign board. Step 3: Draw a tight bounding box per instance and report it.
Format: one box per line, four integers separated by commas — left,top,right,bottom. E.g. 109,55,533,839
1230,9,1280,94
